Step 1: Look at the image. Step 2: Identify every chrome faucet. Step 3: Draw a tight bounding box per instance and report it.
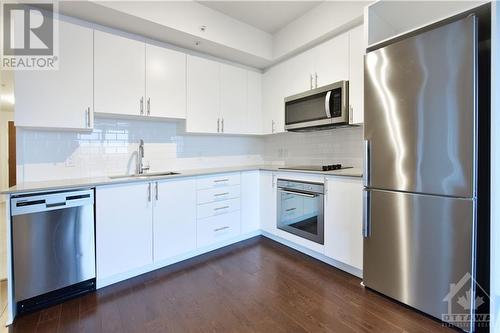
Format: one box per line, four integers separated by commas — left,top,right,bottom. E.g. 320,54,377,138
137,139,150,174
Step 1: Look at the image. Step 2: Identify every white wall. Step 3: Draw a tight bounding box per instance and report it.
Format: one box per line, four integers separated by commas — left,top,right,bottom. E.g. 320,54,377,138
491,2,499,332
0,111,14,200
272,1,369,61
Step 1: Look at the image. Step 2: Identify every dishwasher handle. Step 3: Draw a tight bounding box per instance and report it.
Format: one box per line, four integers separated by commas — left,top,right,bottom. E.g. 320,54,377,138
11,189,94,216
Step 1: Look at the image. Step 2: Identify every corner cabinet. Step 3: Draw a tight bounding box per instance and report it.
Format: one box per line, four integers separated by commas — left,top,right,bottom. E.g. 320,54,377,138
14,19,94,130
324,177,363,270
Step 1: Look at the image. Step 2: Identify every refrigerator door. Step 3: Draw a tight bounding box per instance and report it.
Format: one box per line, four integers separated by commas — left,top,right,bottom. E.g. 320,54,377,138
363,189,474,330
364,16,477,197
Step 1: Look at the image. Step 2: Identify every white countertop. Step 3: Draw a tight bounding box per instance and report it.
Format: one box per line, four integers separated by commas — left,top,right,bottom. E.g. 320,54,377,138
1,165,362,195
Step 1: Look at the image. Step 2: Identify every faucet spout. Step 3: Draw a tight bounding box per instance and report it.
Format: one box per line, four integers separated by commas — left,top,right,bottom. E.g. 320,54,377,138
137,139,149,174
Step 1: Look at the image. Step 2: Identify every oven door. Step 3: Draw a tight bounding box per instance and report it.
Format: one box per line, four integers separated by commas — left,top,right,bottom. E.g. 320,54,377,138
277,187,324,244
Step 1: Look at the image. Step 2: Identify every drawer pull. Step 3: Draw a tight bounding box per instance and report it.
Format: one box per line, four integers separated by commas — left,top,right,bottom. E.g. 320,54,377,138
214,226,230,232
214,192,229,197
285,208,296,212
214,179,229,183
214,206,229,211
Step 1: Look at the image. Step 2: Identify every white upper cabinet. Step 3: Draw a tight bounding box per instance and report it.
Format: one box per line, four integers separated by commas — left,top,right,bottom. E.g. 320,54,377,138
314,33,349,87
246,71,263,134
146,44,187,119
186,55,221,133
15,20,93,130
348,25,364,125
94,30,145,116
262,65,286,134
153,179,197,262
220,64,247,134
324,177,363,270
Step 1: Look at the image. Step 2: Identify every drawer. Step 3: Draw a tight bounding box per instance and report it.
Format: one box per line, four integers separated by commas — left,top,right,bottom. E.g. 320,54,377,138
197,211,241,248
197,185,240,205
197,198,240,220
196,173,241,190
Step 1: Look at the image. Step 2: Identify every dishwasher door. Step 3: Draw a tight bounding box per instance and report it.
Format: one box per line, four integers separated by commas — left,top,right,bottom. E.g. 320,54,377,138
11,189,96,305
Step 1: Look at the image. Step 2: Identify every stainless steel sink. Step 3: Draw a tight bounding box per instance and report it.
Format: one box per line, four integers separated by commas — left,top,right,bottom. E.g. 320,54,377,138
109,172,180,180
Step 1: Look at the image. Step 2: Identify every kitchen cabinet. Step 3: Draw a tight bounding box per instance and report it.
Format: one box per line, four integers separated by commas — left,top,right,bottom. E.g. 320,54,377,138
96,183,153,281
94,30,145,116
246,71,263,134
14,19,93,130
153,179,197,262
260,172,277,232
220,64,248,134
324,177,363,270
314,33,349,87
262,65,286,134
348,25,365,124
186,55,221,133
241,171,260,234
146,44,187,119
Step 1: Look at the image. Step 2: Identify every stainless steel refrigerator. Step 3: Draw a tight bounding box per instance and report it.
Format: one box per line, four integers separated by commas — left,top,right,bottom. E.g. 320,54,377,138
363,15,478,331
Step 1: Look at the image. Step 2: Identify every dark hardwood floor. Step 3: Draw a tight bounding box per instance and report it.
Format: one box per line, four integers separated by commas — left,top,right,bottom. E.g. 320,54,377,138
10,236,457,333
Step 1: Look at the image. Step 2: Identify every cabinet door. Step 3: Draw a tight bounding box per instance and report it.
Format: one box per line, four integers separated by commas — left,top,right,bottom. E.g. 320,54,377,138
314,33,349,87
14,20,93,130
260,172,277,232
262,66,285,134
241,171,260,234
348,25,365,124
324,177,363,270
186,56,220,133
94,30,145,116
153,179,196,262
246,71,263,134
146,44,186,119
96,183,153,281
282,50,315,96
220,64,247,134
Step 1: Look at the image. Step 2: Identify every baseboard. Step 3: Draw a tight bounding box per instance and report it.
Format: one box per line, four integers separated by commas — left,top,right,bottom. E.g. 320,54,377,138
261,231,363,278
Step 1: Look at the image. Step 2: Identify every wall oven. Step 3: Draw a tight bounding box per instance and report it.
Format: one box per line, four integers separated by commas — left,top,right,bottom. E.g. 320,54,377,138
284,80,349,132
277,179,324,244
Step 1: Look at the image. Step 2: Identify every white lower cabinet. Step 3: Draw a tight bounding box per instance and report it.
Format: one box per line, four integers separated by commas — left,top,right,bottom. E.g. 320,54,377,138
324,177,363,270
197,211,241,248
153,179,197,263
96,183,153,281
241,171,260,234
260,172,277,233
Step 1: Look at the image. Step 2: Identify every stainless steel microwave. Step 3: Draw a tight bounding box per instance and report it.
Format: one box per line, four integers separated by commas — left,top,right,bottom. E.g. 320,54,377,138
284,80,349,131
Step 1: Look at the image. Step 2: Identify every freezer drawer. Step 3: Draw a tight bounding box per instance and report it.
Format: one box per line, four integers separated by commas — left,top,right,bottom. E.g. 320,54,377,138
363,189,474,326
364,16,477,197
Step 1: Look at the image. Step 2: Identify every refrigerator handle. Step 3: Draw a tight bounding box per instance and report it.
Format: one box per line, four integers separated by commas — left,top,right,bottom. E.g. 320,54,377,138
363,140,370,187
363,189,371,238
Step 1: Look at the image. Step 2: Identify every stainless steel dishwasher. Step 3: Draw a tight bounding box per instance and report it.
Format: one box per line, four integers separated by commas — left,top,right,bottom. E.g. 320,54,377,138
11,189,96,314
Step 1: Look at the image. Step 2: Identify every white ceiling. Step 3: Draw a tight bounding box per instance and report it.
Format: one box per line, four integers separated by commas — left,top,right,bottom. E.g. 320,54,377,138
198,1,322,34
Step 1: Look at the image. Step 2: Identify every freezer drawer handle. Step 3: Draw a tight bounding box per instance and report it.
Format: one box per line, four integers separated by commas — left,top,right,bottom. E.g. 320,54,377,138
363,190,370,238
363,140,370,187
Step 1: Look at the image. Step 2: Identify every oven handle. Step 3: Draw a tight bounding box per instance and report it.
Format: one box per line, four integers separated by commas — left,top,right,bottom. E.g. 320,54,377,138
324,91,332,118
279,189,318,198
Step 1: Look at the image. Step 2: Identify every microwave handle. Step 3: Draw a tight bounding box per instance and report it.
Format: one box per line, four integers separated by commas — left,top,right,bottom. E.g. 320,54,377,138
324,91,332,118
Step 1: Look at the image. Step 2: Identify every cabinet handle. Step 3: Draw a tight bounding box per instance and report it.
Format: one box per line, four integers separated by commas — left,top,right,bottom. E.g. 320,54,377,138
85,108,91,128
214,192,229,197
140,97,144,115
217,118,220,133
147,97,151,116
272,174,276,188
214,206,229,211
309,74,313,90
214,226,230,232
155,182,158,201
315,72,318,88
349,105,353,123
221,118,224,133
271,120,275,133
214,179,229,183
285,208,296,212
